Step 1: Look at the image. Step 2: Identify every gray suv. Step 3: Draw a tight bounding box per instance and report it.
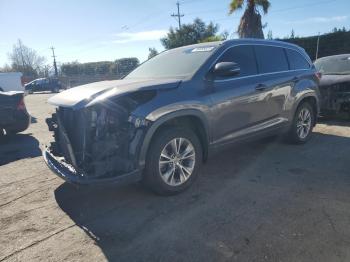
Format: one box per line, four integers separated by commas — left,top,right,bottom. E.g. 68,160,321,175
44,39,320,195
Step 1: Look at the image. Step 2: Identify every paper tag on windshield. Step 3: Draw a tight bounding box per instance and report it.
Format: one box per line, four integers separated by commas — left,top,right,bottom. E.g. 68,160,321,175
191,47,215,53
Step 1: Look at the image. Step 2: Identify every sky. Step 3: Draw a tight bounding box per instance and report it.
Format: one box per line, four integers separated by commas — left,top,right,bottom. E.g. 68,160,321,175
0,0,349,68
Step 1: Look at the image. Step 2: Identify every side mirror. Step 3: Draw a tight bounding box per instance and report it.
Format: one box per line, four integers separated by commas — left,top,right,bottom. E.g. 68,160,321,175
213,62,240,77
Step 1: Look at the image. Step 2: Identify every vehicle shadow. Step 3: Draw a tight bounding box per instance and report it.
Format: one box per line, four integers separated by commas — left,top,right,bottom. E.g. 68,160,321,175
53,137,277,260
54,132,350,261
0,134,41,166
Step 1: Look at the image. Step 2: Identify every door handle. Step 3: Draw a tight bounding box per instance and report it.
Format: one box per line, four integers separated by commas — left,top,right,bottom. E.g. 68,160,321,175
255,84,267,91
292,76,299,81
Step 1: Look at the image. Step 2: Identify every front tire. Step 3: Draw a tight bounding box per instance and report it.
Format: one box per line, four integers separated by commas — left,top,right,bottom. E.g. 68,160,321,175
143,127,202,195
288,102,315,144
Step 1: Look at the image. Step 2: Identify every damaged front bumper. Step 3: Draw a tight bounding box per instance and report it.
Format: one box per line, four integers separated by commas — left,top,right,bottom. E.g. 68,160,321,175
320,82,350,114
43,147,142,186
43,103,148,186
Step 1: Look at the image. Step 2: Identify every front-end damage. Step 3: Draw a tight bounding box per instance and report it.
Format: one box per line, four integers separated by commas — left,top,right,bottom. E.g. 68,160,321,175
44,90,156,185
320,82,350,115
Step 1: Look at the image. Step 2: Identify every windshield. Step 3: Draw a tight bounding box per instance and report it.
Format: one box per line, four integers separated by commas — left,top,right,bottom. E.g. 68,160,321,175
314,55,350,75
125,45,217,79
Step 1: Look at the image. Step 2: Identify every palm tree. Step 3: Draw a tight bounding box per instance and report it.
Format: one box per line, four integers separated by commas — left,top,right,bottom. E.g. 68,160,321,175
229,0,271,39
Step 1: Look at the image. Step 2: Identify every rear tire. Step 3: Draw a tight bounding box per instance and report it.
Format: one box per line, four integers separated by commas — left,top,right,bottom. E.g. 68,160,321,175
287,102,315,144
143,127,202,195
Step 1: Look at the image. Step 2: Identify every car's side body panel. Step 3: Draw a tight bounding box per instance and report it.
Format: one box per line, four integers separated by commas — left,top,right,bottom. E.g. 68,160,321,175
25,78,62,93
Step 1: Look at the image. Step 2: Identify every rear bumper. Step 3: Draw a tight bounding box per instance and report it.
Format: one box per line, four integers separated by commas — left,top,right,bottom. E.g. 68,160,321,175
43,148,142,186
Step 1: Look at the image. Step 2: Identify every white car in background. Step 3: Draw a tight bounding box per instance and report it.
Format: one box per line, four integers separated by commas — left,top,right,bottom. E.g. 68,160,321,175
0,72,24,92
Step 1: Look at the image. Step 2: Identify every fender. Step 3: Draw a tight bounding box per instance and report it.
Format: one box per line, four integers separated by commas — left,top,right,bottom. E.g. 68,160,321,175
290,92,320,122
288,76,320,121
137,108,210,168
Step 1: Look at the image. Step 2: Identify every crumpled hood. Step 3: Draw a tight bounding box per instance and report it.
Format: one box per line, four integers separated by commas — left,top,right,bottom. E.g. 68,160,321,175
319,74,350,87
48,78,181,109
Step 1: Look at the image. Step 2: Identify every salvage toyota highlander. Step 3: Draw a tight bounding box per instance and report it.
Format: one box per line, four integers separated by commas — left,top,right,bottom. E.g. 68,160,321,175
43,39,320,195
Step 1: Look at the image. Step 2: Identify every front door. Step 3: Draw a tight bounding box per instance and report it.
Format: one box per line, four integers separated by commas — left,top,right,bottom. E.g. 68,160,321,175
209,45,273,145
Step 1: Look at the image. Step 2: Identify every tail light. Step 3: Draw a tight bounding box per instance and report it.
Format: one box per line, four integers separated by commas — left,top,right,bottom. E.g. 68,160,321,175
17,98,26,111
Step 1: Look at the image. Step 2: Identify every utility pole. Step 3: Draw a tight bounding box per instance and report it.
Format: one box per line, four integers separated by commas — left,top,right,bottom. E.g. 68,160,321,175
171,1,184,29
315,32,320,60
50,46,58,77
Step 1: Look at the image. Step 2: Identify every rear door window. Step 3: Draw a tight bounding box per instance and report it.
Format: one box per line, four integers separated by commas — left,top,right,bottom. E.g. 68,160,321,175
254,45,289,74
286,49,310,70
217,45,258,77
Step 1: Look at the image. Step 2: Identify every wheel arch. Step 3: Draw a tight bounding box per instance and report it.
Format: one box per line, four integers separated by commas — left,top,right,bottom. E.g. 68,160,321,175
294,95,319,125
138,109,210,168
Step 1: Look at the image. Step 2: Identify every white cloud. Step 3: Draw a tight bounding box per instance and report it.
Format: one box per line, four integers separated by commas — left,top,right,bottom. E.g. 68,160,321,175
285,15,348,25
112,30,167,44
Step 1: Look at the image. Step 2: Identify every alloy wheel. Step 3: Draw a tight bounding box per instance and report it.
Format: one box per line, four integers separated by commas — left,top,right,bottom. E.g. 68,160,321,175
158,137,196,186
296,108,312,139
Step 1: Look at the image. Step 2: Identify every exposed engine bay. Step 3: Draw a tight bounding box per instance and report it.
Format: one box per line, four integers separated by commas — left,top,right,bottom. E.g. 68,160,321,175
319,81,350,115
46,91,155,179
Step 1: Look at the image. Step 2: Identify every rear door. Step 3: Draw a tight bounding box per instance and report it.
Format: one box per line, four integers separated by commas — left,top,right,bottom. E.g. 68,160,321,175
253,45,292,122
210,45,272,145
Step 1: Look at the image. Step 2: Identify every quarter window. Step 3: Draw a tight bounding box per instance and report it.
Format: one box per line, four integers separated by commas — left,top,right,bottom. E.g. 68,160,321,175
255,46,289,74
217,45,258,77
286,49,310,70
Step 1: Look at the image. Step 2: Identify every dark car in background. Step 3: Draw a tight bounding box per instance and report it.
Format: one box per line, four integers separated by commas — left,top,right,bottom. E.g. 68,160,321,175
25,78,62,94
314,54,350,117
0,91,30,136
43,39,320,195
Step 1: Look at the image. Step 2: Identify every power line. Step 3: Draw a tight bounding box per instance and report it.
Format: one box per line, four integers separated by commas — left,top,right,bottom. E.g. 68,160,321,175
180,0,201,4
171,1,184,29
185,0,337,17
271,0,337,13
50,46,58,77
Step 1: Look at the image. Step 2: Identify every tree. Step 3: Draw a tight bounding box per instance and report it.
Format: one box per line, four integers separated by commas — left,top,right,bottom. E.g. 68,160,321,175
61,61,80,76
61,58,139,78
332,27,339,33
229,0,271,39
110,58,140,77
148,47,159,59
161,18,219,49
290,29,295,38
0,64,14,73
8,39,46,77
267,30,273,40
201,31,230,43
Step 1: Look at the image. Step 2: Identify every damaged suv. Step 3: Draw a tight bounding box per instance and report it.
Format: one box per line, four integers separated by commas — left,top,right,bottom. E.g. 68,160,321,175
44,39,320,195
314,54,350,117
